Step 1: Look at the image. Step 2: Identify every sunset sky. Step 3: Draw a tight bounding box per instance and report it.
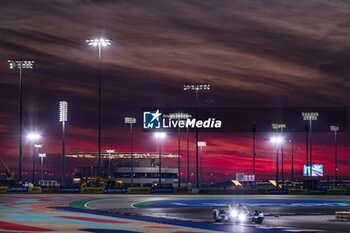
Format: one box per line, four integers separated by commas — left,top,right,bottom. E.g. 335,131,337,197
1,0,350,182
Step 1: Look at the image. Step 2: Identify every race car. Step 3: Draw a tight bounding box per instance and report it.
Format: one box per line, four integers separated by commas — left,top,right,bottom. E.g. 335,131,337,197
212,204,264,224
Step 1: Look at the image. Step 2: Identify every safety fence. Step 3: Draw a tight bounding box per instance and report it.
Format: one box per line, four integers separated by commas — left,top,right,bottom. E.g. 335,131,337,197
0,186,347,194
0,186,192,194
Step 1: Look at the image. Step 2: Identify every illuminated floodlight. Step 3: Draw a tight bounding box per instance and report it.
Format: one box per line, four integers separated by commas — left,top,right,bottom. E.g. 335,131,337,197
8,59,34,69
302,112,319,121
106,149,115,154
27,133,41,141
154,132,166,139
86,38,112,47
271,123,286,130
38,153,46,158
270,136,284,144
124,117,136,124
330,125,339,132
184,84,210,91
34,144,43,148
198,141,206,147
59,101,68,122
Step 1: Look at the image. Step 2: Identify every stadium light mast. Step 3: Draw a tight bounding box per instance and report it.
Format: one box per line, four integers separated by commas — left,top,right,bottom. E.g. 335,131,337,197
86,38,111,177
27,133,41,184
198,141,206,186
330,125,339,186
106,149,115,179
184,83,210,189
8,59,34,182
124,117,136,186
169,113,190,187
272,123,286,186
59,101,68,186
38,153,46,181
270,136,284,189
302,112,318,182
154,132,166,185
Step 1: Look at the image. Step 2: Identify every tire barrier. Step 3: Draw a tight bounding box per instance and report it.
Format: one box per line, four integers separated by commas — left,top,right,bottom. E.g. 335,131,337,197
288,189,307,195
0,186,8,193
127,187,151,194
28,186,42,193
336,211,350,221
80,187,105,194
174,187,192,194
327,189,347,195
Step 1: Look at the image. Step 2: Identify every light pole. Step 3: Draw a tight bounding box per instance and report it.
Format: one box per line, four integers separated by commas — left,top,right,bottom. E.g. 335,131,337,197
38,153,46,181
124,117,136,186
272,124,286,186
155,132,166,185
270,136,284,189
169,113,190,187
198,141,206,186
8,59,34,182
187,126,190,184
106,149,115,179
59,101,68,186
86,38,111,177
184,84,210,189
330,125,339,186
252,123,256,174
27,133,41,184
302,112,318,182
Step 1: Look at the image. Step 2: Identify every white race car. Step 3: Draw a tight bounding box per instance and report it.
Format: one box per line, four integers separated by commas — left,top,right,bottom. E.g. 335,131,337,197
212,204,264,224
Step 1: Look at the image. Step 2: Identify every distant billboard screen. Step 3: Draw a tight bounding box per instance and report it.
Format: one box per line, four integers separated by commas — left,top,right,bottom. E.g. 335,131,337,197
303,164,323,177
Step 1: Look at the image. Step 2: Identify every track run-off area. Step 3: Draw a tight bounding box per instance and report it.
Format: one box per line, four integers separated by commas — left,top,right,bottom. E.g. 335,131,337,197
1,194,350,233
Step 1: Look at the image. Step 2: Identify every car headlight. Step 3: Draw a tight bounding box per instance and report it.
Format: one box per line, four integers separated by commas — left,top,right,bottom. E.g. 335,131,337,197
238,213,246,222
230,210,238,217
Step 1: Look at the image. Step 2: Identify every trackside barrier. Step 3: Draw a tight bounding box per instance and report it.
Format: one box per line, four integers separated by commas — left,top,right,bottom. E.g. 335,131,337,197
127,187,151,194
327,189,347,195
267,189,288,194
7,186,28,192
336,211,350,221
29,186,42,193
104,188,127,194
308,189,327,195
0,186,8,193
174,187,192,194
80,187,105,194
151,187,174,193
288,189,307,195
60,187,80,193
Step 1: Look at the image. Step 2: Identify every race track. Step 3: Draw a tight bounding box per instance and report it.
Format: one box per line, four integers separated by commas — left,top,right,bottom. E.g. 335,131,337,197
1,194,350,233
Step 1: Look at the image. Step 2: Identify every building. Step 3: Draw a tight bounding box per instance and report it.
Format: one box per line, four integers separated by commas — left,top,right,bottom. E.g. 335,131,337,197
67,152,179,186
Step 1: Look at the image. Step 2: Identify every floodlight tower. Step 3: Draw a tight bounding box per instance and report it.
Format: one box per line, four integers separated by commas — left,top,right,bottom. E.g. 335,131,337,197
59,101,68,186
272,124,286,185
183,84,210,188
170,113,190,187
270,136,284,188
86,38,112,177
8,59,34,182
198,141,206,186
302,112,318,180
330,125,339,185
38,153,46,181
106,149,115,178
154,132,166,185
27,133,41,184
124,117,136,185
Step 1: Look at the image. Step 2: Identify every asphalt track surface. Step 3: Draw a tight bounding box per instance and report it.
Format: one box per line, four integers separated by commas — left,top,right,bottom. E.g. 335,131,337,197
1,194,350,233
85,195,350,232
